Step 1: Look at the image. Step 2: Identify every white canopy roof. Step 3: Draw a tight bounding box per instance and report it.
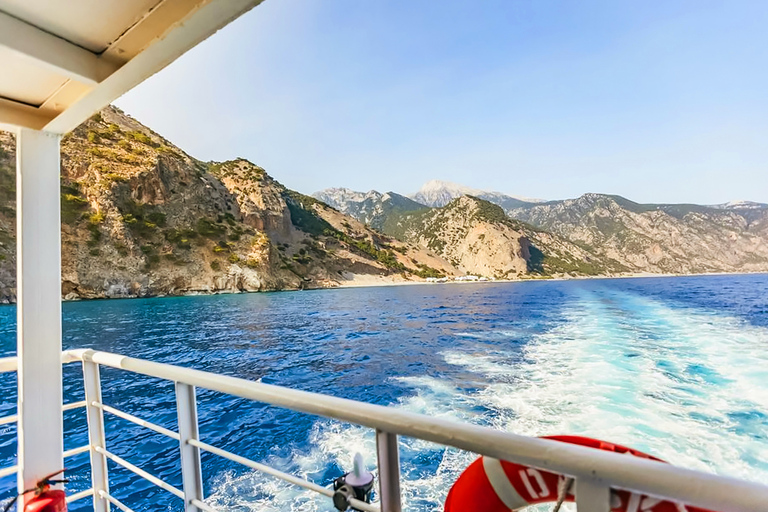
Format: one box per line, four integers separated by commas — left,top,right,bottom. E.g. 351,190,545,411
0,0,264,133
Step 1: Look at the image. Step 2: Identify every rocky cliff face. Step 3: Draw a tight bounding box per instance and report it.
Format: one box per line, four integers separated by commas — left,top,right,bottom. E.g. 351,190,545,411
508,194,768,274
0,107,455,302
397,196,530,278
0,132,15,303
393,196,624,278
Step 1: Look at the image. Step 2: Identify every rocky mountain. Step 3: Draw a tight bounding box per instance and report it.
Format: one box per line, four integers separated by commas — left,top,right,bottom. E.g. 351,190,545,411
0,107,457,302
392,196,626,278
507,194,768,274
314,187,620,278
312,183,768,277
312,188,427,234
2,108,765,305
396,196,530,278
312,187,373,210
408,180,537,209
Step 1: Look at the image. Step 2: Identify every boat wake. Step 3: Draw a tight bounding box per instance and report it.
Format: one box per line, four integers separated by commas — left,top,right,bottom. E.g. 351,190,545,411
206,288,768,511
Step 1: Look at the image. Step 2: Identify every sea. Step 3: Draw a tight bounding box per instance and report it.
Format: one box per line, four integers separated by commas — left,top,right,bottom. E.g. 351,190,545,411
0,274,766,511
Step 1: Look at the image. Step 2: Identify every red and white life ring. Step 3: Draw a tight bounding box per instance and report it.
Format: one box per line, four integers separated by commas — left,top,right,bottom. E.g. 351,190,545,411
444,435,714,512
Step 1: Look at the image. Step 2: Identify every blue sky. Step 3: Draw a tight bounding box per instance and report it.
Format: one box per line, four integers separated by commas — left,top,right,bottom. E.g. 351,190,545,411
116,0,768,203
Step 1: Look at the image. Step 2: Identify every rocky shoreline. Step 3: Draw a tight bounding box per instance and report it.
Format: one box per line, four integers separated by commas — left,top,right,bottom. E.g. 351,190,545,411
3,269,765,306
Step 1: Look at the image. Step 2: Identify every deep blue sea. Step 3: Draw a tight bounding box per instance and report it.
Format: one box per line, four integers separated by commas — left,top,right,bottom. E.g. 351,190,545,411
0,275,766,511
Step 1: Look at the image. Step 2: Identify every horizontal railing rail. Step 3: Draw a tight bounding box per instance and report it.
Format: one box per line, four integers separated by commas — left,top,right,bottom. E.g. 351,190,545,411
57,348,768,512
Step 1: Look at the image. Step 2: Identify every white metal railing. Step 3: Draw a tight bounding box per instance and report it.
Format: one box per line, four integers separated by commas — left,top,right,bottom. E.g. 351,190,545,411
1,349,768,512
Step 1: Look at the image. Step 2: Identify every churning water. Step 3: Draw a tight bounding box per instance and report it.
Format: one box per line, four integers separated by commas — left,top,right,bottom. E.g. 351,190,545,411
0,275,766,511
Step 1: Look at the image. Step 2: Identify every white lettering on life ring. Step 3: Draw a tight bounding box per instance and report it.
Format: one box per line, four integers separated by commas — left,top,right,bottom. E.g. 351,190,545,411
518,468,550,499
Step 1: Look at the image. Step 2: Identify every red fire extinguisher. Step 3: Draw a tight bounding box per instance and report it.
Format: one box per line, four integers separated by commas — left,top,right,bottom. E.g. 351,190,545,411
2,470,68,512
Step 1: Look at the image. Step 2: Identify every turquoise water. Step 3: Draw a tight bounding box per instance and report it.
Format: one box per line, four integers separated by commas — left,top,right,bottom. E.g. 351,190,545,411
0,275,766,511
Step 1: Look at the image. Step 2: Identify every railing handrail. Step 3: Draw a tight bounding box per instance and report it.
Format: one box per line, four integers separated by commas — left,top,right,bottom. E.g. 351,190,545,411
52,348,766,512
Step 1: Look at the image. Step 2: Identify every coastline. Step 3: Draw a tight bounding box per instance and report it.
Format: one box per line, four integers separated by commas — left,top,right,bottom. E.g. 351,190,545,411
1,270,766,306
332,269,768,291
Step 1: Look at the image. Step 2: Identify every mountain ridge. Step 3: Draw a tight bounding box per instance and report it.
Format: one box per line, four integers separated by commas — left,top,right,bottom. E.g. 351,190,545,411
316,182,767,216
0,107,459,303
1,109,766,305
313,185,768,276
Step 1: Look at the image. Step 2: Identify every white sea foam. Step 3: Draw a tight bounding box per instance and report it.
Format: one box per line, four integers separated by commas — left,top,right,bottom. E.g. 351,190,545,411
444,290,768,480
207,289,768,510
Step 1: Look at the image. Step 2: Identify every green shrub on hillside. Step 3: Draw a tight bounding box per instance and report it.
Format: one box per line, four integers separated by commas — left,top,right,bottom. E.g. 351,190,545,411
196,218,226,238
87,147,107,158
283,191,335,236
87,146,140,164
165,228,196,249
86,223,101,247
89,211,104,224
61,187,89,224
324,229,408,272
146,212,166,227
528,245,605,276
128,131,152,145
470,196,510,225
117,201,166,238
103,173,127,183
413,263,445,279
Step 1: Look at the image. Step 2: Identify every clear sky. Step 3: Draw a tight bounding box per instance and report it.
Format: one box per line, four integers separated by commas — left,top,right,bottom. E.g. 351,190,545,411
116,0,768,204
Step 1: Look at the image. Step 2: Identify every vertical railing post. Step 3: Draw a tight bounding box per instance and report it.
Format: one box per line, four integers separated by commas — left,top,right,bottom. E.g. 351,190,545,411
375,430,402,512
176,383,204,511
83,361,110,512
15,128,63,506
575,477,611,512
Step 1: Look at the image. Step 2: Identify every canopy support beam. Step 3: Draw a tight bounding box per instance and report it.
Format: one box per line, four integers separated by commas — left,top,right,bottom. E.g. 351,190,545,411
15,128,63,502
0,11,119,86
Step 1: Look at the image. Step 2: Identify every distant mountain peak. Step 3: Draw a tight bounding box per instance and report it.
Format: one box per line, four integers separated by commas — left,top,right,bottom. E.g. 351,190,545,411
713,200,768,210
409,180,541,209
417,179,479,193
312,187,382,210
409,181,478,208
